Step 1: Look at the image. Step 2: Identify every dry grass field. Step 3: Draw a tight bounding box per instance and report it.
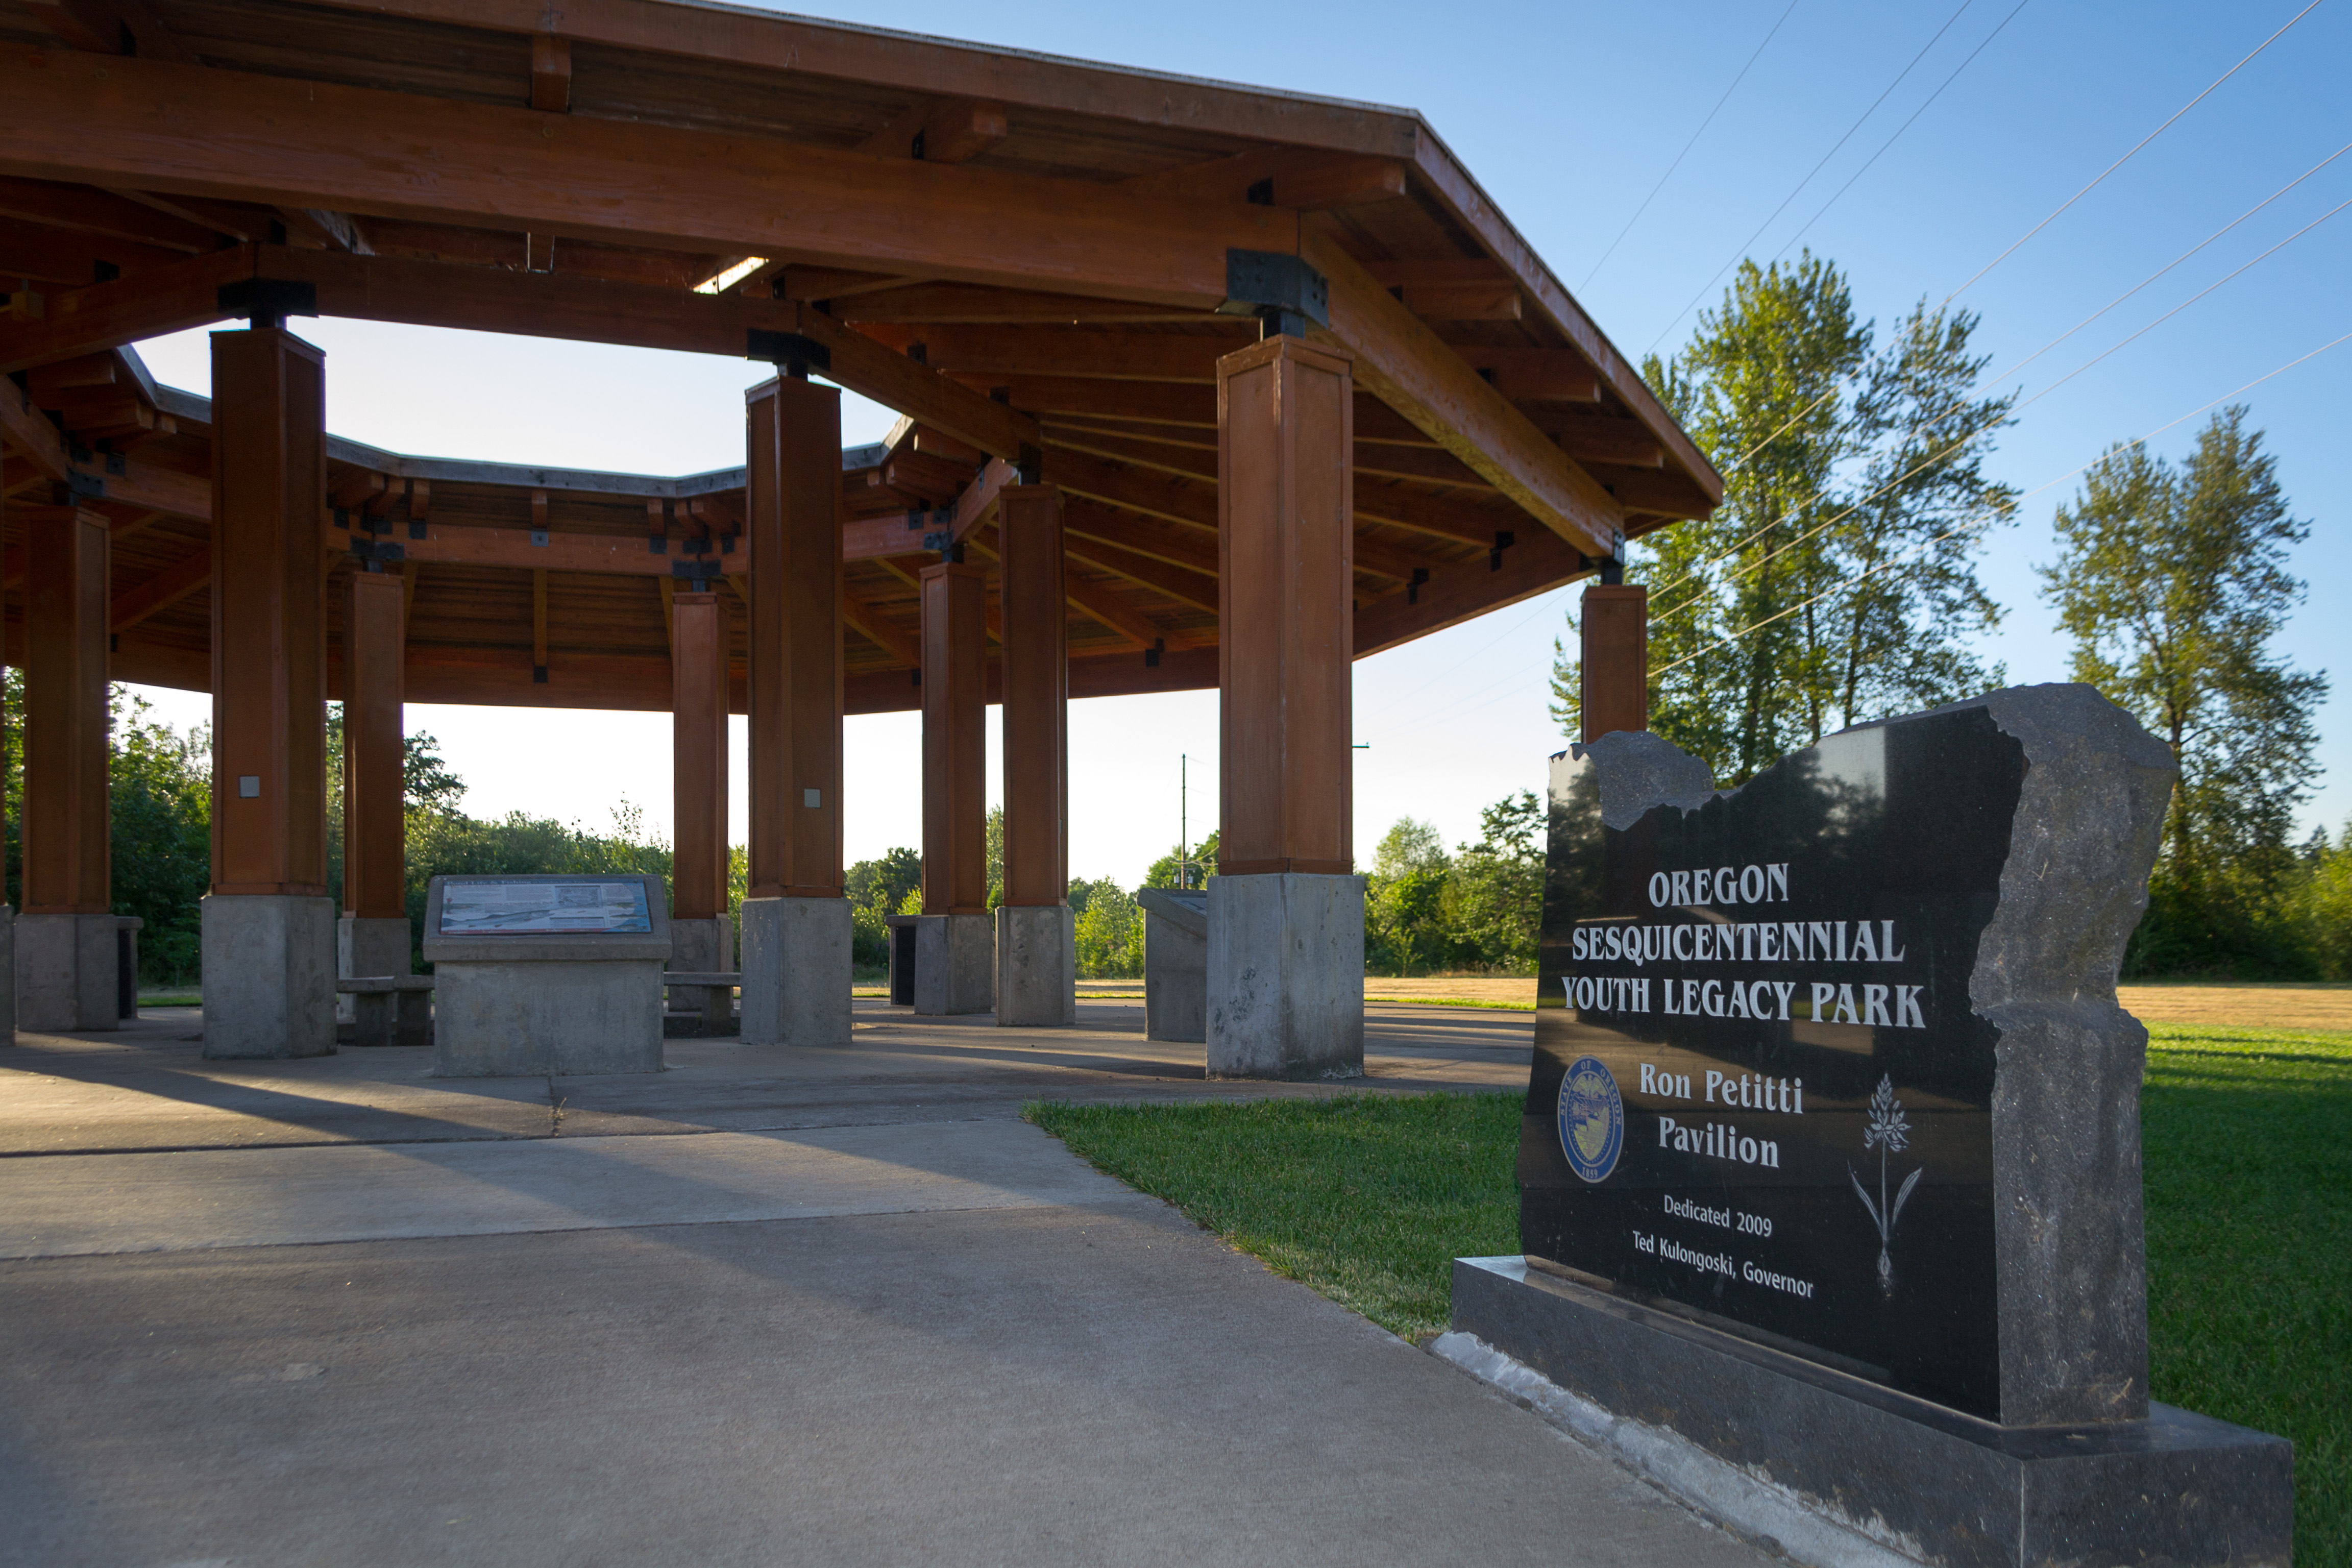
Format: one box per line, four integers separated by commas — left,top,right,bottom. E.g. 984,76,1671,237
1361,976,2352,1031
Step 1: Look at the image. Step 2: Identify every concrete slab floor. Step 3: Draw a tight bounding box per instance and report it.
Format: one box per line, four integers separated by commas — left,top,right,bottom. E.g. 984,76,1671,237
0,999,1772,1566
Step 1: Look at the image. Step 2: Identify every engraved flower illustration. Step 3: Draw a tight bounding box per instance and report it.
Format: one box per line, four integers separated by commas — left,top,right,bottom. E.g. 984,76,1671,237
1850,1074,1923,1295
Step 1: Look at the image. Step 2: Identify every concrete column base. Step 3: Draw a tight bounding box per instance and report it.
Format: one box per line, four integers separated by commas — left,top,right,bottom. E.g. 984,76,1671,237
0,906,14,1043
914,913,994,1016
995,905,1075,1026
202,894,337,1060
667,914,737,1036
337,914,411,1025
739,898,851,1046
1206,873,1366,1080
15,911,121,1033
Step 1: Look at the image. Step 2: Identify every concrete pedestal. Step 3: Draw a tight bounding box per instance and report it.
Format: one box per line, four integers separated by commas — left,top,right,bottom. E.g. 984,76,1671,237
1206,873,1364,1079
995,905,1075,1026
1443,1257,2292,1568
14,911,120,1033
201,894,337,1060
667,914,736,1036
1136,888,1207,1043
740,897,852,1046
0,905,13,1042
913,913,993,1016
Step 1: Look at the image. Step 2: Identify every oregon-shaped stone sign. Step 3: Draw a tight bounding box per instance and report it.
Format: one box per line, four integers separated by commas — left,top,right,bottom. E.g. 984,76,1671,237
1521,685,2177,1425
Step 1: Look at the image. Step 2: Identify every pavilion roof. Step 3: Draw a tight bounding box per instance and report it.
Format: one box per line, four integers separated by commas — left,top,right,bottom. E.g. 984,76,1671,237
0,0,1720,715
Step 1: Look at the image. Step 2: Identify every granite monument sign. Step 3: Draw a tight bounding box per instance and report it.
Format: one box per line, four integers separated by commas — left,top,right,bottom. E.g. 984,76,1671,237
1446,685,2292,1567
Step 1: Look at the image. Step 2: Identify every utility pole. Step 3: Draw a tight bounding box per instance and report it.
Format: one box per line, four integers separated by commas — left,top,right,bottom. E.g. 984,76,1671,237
1179,753,1189,890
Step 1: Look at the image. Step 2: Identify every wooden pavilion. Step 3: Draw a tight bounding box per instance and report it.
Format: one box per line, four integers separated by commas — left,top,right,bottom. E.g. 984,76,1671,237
0,0,1718,1068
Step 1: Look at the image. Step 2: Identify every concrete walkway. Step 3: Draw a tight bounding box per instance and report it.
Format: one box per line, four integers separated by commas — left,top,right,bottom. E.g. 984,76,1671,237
1,999,1770,1567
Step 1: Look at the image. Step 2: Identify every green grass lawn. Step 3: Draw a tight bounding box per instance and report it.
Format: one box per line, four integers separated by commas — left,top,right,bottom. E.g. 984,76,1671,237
1026,1020,2349,1562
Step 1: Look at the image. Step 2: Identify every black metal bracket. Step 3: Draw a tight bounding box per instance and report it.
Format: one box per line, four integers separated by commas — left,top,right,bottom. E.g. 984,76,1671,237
533,665,549,684
1407,566,1430,605
349,537,405,565
1578,550,1625,585
1219,250,1329,339
66,469,105,501
1017,443,1043,484
1143,638,1164,669
745,329,831,379
216,278,318,329
670,560,720,590
1489,529,1515,573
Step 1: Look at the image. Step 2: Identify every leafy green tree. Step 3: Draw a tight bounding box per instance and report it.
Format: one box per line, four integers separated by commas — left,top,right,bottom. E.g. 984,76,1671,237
2041,407,2328,975
1365,816,1454,975
106,692,211,984
1440,791,1545,974
1552,255,2012,780
845,846,921,968
1072,875,1142,977
985,803,1004,911
2290,822,2352,979
1142,828,1218,889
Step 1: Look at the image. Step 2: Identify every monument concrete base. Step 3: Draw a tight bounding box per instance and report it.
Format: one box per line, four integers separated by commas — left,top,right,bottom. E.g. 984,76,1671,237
0,904,12,1042
431,954,666,1076
202,894,337,1060
15,910,120,1033
1443,1256,2292,1568
1205,872,1364,1079
739,897,851,1046
1136,888,1206,1043
913,913,992,1016
994,905,1074,1026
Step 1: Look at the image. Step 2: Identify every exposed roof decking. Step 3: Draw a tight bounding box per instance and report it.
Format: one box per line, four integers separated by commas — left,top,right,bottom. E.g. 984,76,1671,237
0,0,1718,714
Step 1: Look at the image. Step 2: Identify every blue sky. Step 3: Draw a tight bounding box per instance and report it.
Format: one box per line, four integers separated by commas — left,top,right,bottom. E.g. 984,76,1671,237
126,0,2352,884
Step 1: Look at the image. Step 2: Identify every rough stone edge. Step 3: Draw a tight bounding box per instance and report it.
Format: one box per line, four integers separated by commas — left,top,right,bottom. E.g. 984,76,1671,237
1570,728,1721,831
1428,1329,1927,1568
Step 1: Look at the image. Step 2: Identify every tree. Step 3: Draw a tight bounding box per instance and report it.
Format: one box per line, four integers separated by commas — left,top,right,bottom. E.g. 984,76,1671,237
1552,255,2012,780
106,692,212,985
2040,406,2327,974
1441,791,1545,974
1072,875,1142,977
1365,816,1454,975
846,846,921,968
1143,829,1218,890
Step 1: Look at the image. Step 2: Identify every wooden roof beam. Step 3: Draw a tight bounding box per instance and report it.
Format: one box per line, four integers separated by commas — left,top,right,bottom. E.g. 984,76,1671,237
1303,225,1620,559
110,545,209,632
530,34,572,113
843,586,919,667
856,98,1008,165
0,48,1293,308
1354,525,1587,660
24,0,191,61
1061,532,1218,617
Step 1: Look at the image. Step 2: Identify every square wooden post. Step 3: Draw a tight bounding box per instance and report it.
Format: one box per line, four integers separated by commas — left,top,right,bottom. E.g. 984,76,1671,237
15,499,116,1032
204,326,335,1059
1209,334,1363,1079
917,557,992,1014
739,374,850,1045
338,566,414,1015
668,586,733,1028
995,482,1074,1025
1580,583,1649,742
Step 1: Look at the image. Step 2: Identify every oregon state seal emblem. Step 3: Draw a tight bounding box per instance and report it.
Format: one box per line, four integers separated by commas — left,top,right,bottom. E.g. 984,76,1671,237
1557,1055,1624,1183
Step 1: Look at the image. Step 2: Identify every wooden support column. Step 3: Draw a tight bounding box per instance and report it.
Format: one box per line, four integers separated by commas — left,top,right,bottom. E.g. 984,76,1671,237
19,501,110,917
740,373,851,1045
1579,583,1649,742
1208,331,1362,1079
670,589,729,922
744,375,843,901
341,567,406,921
1216,335,1356,877
206,324,334,1059
919,560,988,914
997,484,1068,907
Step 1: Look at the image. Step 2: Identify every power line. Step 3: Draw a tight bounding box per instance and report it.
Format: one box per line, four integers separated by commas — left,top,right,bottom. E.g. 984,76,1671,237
1769,0,2033,266
1648,166,2352,611
1581,0,1804,291
1651,324,2352,677
1942,0,2329,304
1644,0,1984,356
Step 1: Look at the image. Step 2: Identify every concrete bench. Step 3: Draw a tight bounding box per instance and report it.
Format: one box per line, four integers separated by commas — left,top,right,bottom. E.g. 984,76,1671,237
665,971,740,1037
335,974,434,1049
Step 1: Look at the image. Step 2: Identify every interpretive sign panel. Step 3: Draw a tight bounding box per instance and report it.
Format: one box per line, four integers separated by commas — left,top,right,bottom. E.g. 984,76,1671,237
1526,704,2035,1418
436,876,654,936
